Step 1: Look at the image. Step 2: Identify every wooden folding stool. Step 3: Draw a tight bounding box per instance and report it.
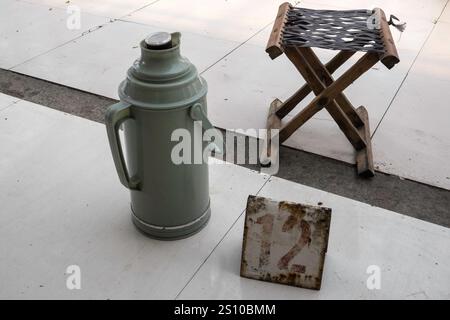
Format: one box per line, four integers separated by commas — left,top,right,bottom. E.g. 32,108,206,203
264,2,400,177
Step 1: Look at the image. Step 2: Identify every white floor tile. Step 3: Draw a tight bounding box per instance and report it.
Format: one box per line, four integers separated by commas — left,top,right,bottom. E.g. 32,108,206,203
440,2,450,22
0,0,109,69
179,176,450,299
0,93,20,112
20,0,155,19
0,100,268,299
372,21,450,189
307,0,447,23
203,43,304,133
283,117,356,163
122,0,282,43
12,20,240,99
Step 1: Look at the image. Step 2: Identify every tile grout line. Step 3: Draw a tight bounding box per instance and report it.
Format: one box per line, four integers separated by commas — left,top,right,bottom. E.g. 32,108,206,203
173,174,272,300
0,99,21,114
8,20,115,71
10,0,165,70
117,0,162,19
10,1,271,77
119,0,302,57
111,18,274,76
16,0,67,10
197,0,303,75
113,18,244,46
199,20,274,76
16,0,159,20
371,0,450,138
439,0,450,23
198,0,300,75
8,0,135,70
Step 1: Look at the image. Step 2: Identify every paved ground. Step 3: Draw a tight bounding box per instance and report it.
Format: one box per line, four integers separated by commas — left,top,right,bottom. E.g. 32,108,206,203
1,0,449,300
2,0,449,189
1,96,448,299
1,68,448,228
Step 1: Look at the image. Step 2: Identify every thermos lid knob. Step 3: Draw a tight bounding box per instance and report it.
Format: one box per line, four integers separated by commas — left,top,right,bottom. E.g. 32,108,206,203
145,32,172,50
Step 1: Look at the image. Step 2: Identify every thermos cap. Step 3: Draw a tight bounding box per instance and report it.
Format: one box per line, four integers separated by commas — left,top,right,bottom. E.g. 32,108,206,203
120,32,208,110
145,32,172,50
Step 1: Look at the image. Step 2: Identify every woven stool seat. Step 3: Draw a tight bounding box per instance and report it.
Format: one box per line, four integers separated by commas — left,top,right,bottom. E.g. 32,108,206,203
282,8,385,53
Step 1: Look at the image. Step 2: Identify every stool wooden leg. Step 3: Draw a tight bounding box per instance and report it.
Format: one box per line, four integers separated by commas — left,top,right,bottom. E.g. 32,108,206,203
355,106,375,177
261,99,282,167
275,85,312,120
283,47,368,150
299,47,364,127
275,50,356,119
268,48,378,177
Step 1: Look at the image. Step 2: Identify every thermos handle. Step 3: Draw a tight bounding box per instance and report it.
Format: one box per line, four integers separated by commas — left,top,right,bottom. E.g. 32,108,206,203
190,103,223,154
105,102,140,190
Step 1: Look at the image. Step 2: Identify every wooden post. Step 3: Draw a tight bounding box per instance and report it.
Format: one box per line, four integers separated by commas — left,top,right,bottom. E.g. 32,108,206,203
356,106,375,177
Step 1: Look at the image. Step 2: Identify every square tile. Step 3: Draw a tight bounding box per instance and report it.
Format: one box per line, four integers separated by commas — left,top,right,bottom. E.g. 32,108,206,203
306,0,447,23
440,3,450,23
0,0,109,69
179,176,450,299
0,100,268,299
21,0,155,18
0,93,20,112
13,20,241,99
123,0,282,43
372,22,450,189
203,42,304,132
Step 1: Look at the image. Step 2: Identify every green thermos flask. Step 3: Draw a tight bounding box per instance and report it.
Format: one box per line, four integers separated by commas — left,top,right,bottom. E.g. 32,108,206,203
105,32,220,240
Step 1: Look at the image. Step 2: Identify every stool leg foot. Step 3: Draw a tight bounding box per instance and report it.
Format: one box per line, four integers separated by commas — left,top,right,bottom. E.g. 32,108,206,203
355,106,375,177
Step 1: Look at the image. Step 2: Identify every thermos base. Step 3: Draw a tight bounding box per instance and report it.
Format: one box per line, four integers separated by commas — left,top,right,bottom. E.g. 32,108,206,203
131,203,211,240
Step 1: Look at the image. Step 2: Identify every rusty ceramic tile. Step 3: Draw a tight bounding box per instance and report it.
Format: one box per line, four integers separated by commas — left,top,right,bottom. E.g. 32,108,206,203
240,195,332,290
